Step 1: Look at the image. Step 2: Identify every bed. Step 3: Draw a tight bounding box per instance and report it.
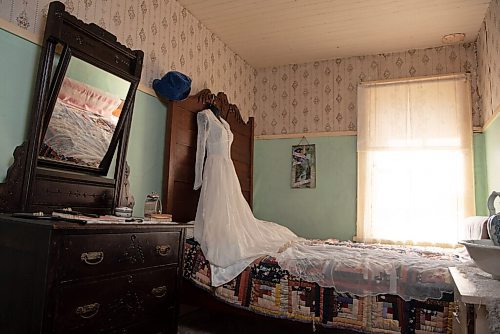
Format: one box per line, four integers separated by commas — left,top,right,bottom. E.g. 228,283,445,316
40,77,123,168
162,89,483,334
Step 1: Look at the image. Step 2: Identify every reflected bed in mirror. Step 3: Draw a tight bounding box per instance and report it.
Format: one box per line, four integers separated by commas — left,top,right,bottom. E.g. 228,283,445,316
40,57,130,169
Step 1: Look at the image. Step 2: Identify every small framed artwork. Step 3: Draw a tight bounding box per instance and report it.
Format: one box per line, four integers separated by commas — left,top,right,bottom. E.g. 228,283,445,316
291,144,316,188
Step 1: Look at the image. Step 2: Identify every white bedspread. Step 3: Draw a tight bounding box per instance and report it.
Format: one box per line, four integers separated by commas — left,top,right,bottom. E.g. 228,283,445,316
276,239,472,301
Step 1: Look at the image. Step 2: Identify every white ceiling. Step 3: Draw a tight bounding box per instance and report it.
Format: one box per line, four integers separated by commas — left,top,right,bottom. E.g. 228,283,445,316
177,0,491,68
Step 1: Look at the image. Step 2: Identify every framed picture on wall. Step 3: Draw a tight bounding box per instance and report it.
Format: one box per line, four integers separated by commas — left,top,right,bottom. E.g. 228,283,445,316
291,144,316,188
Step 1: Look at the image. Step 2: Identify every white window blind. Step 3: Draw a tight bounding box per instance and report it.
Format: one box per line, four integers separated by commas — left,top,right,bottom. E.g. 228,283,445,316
357,74,475,245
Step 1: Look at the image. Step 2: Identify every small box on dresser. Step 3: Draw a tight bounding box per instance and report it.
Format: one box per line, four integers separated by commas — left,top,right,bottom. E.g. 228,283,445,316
0,215,189,334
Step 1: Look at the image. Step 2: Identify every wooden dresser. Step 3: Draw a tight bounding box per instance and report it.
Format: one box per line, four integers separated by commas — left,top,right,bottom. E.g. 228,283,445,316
0,215,188,334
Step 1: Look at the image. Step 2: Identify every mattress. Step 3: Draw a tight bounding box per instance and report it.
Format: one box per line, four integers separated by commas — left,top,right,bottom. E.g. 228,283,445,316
183,238,455,333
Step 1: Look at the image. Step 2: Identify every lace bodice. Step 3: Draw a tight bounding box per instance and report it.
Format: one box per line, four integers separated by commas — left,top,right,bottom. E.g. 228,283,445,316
194,109,233,190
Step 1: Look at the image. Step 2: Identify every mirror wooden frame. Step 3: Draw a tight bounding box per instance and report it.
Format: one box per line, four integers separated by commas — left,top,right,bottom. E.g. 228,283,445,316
0,1,143,214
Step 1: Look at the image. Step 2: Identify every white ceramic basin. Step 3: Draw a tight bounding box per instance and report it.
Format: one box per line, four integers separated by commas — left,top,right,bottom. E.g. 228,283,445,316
459,239,500,279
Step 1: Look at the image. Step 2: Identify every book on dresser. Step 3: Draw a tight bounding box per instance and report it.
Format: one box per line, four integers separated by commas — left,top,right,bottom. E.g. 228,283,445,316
149,213,174,223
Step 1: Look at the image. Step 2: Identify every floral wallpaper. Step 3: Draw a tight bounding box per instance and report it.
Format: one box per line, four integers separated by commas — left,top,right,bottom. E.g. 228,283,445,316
0,0,256,120
254,44,480,135
477,0,500,124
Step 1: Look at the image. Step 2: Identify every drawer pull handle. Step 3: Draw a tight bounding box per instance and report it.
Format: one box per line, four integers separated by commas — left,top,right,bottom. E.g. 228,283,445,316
81,251,104,265
151,285,167,298
156,245,171,256
76,302,100,319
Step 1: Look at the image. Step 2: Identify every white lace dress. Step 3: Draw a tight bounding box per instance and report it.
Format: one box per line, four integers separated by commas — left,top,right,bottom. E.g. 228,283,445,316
194,109,299,286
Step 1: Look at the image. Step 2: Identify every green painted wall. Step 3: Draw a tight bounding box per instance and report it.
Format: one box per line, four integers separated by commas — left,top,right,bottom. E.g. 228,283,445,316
126,93,166,216
0,28,39,180
66,56,130,99
484,115,500,197
253,136,357,240
473,133,488,216
254,135,488,240
0,28,166,216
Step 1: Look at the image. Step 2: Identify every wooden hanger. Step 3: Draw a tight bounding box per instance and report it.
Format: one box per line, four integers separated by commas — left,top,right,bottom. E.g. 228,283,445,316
206,95,221,120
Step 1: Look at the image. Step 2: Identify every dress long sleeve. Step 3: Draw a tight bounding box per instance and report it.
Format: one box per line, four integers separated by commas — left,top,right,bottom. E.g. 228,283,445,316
194,111,208,190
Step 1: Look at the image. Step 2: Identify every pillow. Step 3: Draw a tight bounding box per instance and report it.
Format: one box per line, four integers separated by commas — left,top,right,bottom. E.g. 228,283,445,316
460,216,489,240
57,77,122,118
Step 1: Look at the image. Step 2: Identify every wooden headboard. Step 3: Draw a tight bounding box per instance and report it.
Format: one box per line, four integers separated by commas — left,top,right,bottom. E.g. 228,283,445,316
162,89,254,223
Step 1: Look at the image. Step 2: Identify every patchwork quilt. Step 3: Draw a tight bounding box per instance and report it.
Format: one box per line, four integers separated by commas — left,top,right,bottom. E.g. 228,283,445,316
183,239,454,334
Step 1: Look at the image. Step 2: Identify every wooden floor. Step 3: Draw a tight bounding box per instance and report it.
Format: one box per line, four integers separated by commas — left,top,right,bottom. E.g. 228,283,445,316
177,305,360,334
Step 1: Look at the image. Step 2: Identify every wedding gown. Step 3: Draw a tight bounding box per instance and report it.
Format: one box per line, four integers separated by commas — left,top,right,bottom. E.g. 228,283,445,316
194,109,299,286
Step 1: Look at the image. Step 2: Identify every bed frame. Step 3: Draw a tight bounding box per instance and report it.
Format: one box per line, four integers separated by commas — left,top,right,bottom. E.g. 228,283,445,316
163,90,363,334
162,89,254,222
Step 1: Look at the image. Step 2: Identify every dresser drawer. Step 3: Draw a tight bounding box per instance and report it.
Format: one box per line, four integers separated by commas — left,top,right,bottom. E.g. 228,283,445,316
54,267,178,333
60,231,180,281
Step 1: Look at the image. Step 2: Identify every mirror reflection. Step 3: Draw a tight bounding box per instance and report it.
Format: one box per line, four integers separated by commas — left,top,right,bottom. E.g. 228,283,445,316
39,56,130,168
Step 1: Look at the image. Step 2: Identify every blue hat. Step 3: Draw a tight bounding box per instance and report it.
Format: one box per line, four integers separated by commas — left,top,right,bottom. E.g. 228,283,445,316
153,71,192,101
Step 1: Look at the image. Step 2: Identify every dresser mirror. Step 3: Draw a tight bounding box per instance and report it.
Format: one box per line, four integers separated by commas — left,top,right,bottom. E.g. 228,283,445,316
0,1,143,214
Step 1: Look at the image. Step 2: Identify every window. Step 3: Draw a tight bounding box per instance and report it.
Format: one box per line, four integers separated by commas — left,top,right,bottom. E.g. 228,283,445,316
356,74,474,245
